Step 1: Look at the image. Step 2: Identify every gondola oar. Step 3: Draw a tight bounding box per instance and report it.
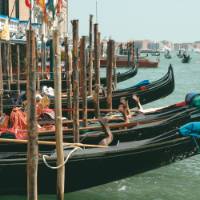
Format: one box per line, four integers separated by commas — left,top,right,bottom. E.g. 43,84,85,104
0,138,107,148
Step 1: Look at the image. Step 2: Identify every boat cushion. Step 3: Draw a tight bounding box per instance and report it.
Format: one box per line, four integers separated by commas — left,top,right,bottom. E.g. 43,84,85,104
179,122,200,138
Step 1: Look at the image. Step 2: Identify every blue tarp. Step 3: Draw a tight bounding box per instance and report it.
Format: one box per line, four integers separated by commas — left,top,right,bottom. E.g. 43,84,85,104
179,122,200,138
134,80,150,87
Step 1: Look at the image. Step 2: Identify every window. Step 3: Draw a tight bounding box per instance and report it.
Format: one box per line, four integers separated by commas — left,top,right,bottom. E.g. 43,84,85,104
15,0,19,18
0,0,9,16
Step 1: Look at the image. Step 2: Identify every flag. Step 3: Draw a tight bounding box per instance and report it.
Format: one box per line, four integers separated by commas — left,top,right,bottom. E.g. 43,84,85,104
56,0,63,14
25,0,31,9
46,0,55,19
36,0,46,14
36,0,46,10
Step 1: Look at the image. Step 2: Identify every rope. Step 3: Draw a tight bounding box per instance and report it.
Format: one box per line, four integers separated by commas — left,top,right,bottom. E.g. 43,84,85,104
192,137,200,153
42,146,82,170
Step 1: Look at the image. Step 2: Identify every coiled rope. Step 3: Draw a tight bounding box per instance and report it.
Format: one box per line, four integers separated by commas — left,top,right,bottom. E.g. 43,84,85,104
42,146,82,170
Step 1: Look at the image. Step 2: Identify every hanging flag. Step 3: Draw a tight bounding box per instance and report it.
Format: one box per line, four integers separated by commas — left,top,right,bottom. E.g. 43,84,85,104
36,0,47,16
46,0,55,19
36,0,46,11
25,0,31,9
56,0,63,14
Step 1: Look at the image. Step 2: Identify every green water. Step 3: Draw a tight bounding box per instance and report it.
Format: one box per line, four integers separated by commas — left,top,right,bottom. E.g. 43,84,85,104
2,52,200,200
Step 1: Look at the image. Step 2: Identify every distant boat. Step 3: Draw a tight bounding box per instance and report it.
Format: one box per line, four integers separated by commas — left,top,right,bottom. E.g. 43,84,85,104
182,54,191,63
177,50,183,58
194,48,200,54
137,58,159,68
164,50,172,59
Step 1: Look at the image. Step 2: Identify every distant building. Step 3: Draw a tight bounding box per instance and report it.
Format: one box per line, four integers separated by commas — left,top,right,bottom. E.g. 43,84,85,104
0,0,68,38
0,0,29,20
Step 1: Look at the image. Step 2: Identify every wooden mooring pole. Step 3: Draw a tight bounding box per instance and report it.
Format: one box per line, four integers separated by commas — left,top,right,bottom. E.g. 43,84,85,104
53,30,65,200
16,44,21,96
72,20,80,143
80,36,88,126
106,40,115,110
6,44,11,90
64,37,72,120
0,43,3,115
41,34,46,80
94,23,100,118
88,14,93,96
113,57,117,90
9,43,13,83
26,30,38,200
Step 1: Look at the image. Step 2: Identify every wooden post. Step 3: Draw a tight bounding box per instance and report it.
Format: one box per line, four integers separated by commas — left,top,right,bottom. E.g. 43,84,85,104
16,45,21,96
41,34,46,80
113,56,117,90
93,24,100,118
106,40,115,110
72,20,80,143
0,43,3,115
35,39,40,91
64,37,72,120
80,36,88,126
9,43,13,83
26,30,38,200
49,39,54,80
53,30,65,200
88,14,93,96
6,44,11,90
132,41,135,65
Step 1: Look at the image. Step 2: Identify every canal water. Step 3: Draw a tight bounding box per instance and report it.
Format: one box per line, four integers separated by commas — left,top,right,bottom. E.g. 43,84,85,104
2,52,200,200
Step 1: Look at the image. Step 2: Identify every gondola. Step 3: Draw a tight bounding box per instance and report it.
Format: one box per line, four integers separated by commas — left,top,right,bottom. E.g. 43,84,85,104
177,50,183,58
2,65,175,114
164,50,172,59
30,102,200,145
72,64,175,109
164,54,172,59
0,126,199,195
101,65,137,85
1,96,200,152
3,65,138,91
182,55,191,63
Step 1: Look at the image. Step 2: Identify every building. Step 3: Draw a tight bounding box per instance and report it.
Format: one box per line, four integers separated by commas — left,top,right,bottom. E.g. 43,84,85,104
0,0,68,38
0,0,29,20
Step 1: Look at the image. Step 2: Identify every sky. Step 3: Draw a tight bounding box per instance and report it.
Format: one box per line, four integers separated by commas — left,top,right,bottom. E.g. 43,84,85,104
68,0,200,43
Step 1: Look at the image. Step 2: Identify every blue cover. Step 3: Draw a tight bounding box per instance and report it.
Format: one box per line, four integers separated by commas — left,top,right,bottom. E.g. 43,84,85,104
134,80,150,87
179,122,200,138
185,92,198,104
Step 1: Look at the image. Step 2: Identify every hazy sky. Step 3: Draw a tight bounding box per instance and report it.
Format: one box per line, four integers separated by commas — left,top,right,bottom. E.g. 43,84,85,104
68,0,200,43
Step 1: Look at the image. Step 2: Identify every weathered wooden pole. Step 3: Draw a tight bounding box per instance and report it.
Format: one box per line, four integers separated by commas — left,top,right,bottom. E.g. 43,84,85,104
35,39,40,91
26,30,38,200
64,37,72,120
16,44,21,96
9,43,13,83
6,44,11,90
53,30,65,200
113,56,117,90
93,24,100,118
80,36,88,126
41,34,46,80
88,14,93,96
106,40,115,110
0,43,3,115
72,20,80,143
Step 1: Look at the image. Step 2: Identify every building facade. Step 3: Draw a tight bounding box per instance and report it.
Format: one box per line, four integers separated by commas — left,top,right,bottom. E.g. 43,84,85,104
0,0,29,20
